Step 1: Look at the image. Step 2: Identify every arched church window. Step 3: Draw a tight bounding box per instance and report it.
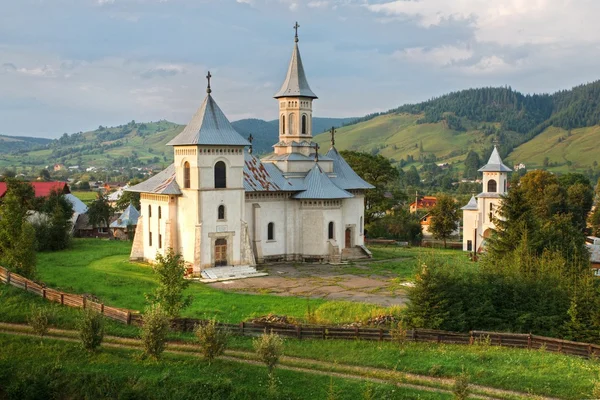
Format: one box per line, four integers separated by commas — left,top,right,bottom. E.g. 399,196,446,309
281,115,286,134
218,205,225,220
148,205,152,218
360,217,363,236
328,221,335,240
302,114,307,135
289,113,296,135
214,161,227,189
183,162,190,189
268,222,275,241
487,179,497,193
158,206,161,219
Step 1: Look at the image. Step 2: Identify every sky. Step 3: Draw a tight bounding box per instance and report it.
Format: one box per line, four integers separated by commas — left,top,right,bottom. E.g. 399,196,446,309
2,0,600,138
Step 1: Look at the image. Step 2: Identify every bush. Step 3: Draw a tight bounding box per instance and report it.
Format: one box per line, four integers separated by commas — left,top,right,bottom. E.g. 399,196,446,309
452,370,470,400
78,309,104,351
194,319,229,365
253,330,284,375
141,304,170,360
148,248,191,318
28,305,50,337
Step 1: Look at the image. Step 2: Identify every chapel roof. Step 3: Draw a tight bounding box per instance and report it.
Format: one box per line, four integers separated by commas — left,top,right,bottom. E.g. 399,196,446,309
273,42,317,99
166,93,250,147
64,193,88,215
292,164,353,200
478,146,512,172
110,204,140,228
461,195,479,211
326,146,375,190
126,164,181,195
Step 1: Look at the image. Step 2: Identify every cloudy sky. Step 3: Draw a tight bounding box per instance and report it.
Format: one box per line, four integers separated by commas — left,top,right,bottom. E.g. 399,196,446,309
2,0,600,138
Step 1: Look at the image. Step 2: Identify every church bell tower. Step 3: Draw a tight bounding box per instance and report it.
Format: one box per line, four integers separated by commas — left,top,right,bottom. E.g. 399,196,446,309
273,22,318,155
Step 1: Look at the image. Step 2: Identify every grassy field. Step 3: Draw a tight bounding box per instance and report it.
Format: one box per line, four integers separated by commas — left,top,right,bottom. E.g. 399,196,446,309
507,125,600,172
1,282,599,399
0,334,445,400
35,239,394,325
71,190,99,205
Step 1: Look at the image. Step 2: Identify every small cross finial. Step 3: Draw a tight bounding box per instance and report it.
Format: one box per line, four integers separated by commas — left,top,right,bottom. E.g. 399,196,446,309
330,126,336,147
314,142,320,162
294,22,300,43
206,71,212,94
492,137,500,147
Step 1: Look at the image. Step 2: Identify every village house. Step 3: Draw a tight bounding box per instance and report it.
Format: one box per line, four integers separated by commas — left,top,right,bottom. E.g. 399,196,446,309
127,26,373,276
409,196,437,213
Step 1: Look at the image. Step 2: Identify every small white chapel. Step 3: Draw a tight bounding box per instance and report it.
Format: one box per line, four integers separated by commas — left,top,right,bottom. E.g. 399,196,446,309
128,25,374,275
461,147,512,252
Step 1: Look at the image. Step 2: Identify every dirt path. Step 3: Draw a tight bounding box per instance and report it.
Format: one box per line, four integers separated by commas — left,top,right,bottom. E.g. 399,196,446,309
0,323,560,400
207,263,408,306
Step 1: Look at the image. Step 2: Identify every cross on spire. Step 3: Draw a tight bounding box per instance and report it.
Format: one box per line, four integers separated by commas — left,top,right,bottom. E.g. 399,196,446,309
248,134,254,154
330,126,336,147
314,142,320,162
492,137,500,147
294,22,300,43
206,71,212,94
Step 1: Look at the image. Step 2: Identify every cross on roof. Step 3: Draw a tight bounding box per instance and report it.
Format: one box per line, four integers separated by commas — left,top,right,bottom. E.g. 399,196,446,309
314,142,320,162
206,71,212,94
294,22,300,43
330,126,336,147
248,134,254,154
492,137,500,147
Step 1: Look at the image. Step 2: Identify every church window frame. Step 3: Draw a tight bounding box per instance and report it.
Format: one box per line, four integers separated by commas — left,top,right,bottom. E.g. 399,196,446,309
467,240,473,251
214,161,227,189
267,222,275,241
148,205,152,218
289,113,296,136
360,216,364,236
487,179,497,193
281,114,286,135
158,206,162,219
183,161,191,189
149,231,153,247
328,221,335,240
301,114,307,135
218,205,226,221
158,234,162,249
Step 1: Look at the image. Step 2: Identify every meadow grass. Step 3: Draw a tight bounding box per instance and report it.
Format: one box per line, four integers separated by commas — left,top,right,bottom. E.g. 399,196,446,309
0,334,448,400
35,239,391,324
71,190,99,205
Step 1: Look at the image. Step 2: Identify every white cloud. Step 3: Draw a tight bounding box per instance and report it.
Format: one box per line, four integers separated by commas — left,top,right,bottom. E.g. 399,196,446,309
393,45,473,67
367,0,600,47
307,1,329,8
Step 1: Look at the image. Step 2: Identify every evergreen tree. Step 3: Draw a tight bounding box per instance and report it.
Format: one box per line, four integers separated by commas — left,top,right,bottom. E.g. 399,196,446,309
463,151,481,180
87,193,113,229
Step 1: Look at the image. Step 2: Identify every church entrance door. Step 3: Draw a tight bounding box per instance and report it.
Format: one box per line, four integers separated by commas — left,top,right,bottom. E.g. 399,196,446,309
345,228,352,249
215,238,228,267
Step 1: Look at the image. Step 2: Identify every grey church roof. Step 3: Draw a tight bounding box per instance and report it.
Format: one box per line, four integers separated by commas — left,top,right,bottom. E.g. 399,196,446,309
127,164,182,195
326,146,375,190
478,147,512,172
293,164,353,200
461,195,478,211
244,151,299,192
274,43,317,99
110,204,140,228
261,152,333,162
167,94,250,147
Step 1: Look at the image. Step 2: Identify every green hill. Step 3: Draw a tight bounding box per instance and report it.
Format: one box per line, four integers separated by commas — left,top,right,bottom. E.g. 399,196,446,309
0,135,52,154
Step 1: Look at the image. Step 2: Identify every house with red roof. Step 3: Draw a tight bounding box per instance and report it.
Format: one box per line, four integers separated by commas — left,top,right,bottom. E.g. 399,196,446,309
0,182,70,199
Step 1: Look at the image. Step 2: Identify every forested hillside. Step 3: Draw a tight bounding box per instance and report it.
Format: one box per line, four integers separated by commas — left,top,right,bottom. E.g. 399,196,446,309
0,135,52,154
315,80,600,173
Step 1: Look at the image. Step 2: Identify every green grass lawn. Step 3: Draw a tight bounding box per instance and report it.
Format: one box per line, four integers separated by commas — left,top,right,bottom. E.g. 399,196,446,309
35,239,392,324
0,335,446,400
71,190,99,205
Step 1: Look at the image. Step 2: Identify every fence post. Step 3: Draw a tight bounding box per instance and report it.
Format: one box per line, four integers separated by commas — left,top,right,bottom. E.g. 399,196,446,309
83,295,86,310
101,304,104,314
240,321,244,335
558,342,562,353
296,325,302,340
6,271,10,285
127,311,132,325
379,329,383,341
322,327,326,340
589,344,593,358
528,334,532,349
60,293,64,305
412,329,417,342
354,326,359,340
42,289,46,300
24,280,28,292
469,331,474,345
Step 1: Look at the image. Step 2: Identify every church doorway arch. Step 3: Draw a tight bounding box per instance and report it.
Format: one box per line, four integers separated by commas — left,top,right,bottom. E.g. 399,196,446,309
214,238,228,267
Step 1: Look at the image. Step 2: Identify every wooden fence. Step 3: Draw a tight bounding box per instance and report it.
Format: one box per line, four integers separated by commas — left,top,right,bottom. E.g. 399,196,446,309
3,265,600,359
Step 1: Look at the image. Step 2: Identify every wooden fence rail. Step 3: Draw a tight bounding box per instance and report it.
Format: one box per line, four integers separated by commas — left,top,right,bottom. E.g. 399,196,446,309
3,265,600,359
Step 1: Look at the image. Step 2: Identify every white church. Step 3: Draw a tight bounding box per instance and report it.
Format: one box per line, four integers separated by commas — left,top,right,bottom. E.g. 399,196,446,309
461,147,512,252
128,26,374,275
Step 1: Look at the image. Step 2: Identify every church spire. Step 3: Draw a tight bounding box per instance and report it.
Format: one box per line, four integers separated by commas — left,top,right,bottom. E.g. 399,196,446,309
274,22,317,99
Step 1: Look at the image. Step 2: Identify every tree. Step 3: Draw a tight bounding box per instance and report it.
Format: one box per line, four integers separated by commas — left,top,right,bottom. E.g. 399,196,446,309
32,189,74,251
147,248,192,318
366,207,422,244
115,190,140,212
0,179,37,278
428,194,459,248
38,169,51,181
141,304,170,360
340,151,402,224
463,151,481,180
405,166,421,187
87,193,113,229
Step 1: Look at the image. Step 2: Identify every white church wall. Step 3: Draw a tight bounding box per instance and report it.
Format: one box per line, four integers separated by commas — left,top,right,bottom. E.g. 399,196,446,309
176,192,198,264
462,210,478,251
342,195,366,247
301,208,326,255
140,195,170,262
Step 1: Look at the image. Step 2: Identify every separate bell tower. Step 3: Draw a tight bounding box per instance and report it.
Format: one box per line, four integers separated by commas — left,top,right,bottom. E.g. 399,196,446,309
273,22,318,156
